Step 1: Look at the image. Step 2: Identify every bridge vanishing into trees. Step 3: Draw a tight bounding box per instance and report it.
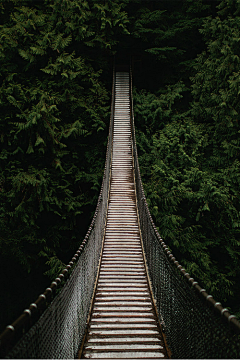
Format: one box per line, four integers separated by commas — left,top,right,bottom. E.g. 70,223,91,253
0,64,240,359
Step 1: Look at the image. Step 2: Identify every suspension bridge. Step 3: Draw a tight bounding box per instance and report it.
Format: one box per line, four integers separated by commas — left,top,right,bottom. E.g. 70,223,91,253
0,65,240,359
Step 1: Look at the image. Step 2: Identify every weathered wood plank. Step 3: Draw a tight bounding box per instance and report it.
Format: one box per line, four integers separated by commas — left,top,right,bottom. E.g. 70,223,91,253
81,72,167,359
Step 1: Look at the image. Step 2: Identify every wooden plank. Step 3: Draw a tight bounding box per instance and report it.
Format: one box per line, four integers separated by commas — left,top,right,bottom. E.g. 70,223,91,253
80,72,167,359
83,353,165,359
87,336,161,343
85,344,163,351
88,329,159,336
89,324,158,329
91,312,156,318
90,318,156,323
94,297,151,301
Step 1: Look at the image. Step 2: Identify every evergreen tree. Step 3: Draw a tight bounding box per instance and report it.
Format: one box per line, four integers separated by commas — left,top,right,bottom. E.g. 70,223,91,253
0,0,129,330
133,0,240,317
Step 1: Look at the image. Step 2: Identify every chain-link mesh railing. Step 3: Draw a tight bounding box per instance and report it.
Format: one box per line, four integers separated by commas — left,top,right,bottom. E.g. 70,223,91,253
130,65,240,359
0,68,115,360
2,63,240,360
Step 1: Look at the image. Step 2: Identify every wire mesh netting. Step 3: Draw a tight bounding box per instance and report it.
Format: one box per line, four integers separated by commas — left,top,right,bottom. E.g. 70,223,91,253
130,67,240,359
0,71,115,360
7,224,103,359
1,65,240,359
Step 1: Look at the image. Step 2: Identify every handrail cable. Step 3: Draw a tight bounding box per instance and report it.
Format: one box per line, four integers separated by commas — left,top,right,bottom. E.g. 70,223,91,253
0,61,116,360
80,68,170,359
129,59,240,358
0,62,239,359
77,62,115,359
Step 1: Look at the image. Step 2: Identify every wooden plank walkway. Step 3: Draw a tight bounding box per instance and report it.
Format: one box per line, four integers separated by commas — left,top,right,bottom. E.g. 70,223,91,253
81,72,168,359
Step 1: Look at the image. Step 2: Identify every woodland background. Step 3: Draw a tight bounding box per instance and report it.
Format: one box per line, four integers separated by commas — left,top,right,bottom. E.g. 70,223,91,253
0,0,240,331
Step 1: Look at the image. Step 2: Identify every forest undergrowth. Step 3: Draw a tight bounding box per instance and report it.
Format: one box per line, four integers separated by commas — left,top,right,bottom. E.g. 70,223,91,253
0,0,239,330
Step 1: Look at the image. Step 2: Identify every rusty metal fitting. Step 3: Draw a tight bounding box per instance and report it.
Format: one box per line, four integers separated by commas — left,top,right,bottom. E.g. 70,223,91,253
221,308,229,316
228,315,237,323
30,303,37,309
24,309,31,316
6,325,14,331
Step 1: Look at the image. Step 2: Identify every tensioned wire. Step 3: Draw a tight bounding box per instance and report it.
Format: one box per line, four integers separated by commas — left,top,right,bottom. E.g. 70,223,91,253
1,62,240,359
0,66,116,360
129,62,240,358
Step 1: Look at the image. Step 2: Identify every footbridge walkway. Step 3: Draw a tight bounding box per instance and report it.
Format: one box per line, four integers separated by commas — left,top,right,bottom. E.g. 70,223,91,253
0,67,240,359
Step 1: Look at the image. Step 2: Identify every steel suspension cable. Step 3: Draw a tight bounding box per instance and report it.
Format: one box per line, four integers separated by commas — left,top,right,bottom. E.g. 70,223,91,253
0,64,116,360
129,61,240,358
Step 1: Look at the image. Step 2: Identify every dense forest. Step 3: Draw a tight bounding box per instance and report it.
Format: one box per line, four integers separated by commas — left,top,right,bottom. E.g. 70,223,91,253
0,0,240,332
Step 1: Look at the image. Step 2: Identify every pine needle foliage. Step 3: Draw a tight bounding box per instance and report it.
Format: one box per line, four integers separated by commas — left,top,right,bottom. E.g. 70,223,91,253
0,0,129,330
133,0,240,316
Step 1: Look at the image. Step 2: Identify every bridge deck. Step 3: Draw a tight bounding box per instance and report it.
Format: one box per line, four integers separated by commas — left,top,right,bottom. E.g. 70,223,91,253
81,72,167,359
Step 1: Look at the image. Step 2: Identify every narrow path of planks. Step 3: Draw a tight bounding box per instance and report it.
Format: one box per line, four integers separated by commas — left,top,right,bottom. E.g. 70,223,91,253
81,72,167,359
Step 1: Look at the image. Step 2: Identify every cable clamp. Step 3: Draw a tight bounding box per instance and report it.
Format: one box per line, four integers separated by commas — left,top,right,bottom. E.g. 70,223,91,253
6,325,14,331
24,309,31,316
228,315,236,323
221,308,229,316
30,303,37,309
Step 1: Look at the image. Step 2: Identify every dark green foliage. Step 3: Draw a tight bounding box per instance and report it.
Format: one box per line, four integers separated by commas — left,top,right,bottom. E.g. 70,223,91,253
1,0,240,332
0,0,128,330
133,0,240,317
129,0,218,91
